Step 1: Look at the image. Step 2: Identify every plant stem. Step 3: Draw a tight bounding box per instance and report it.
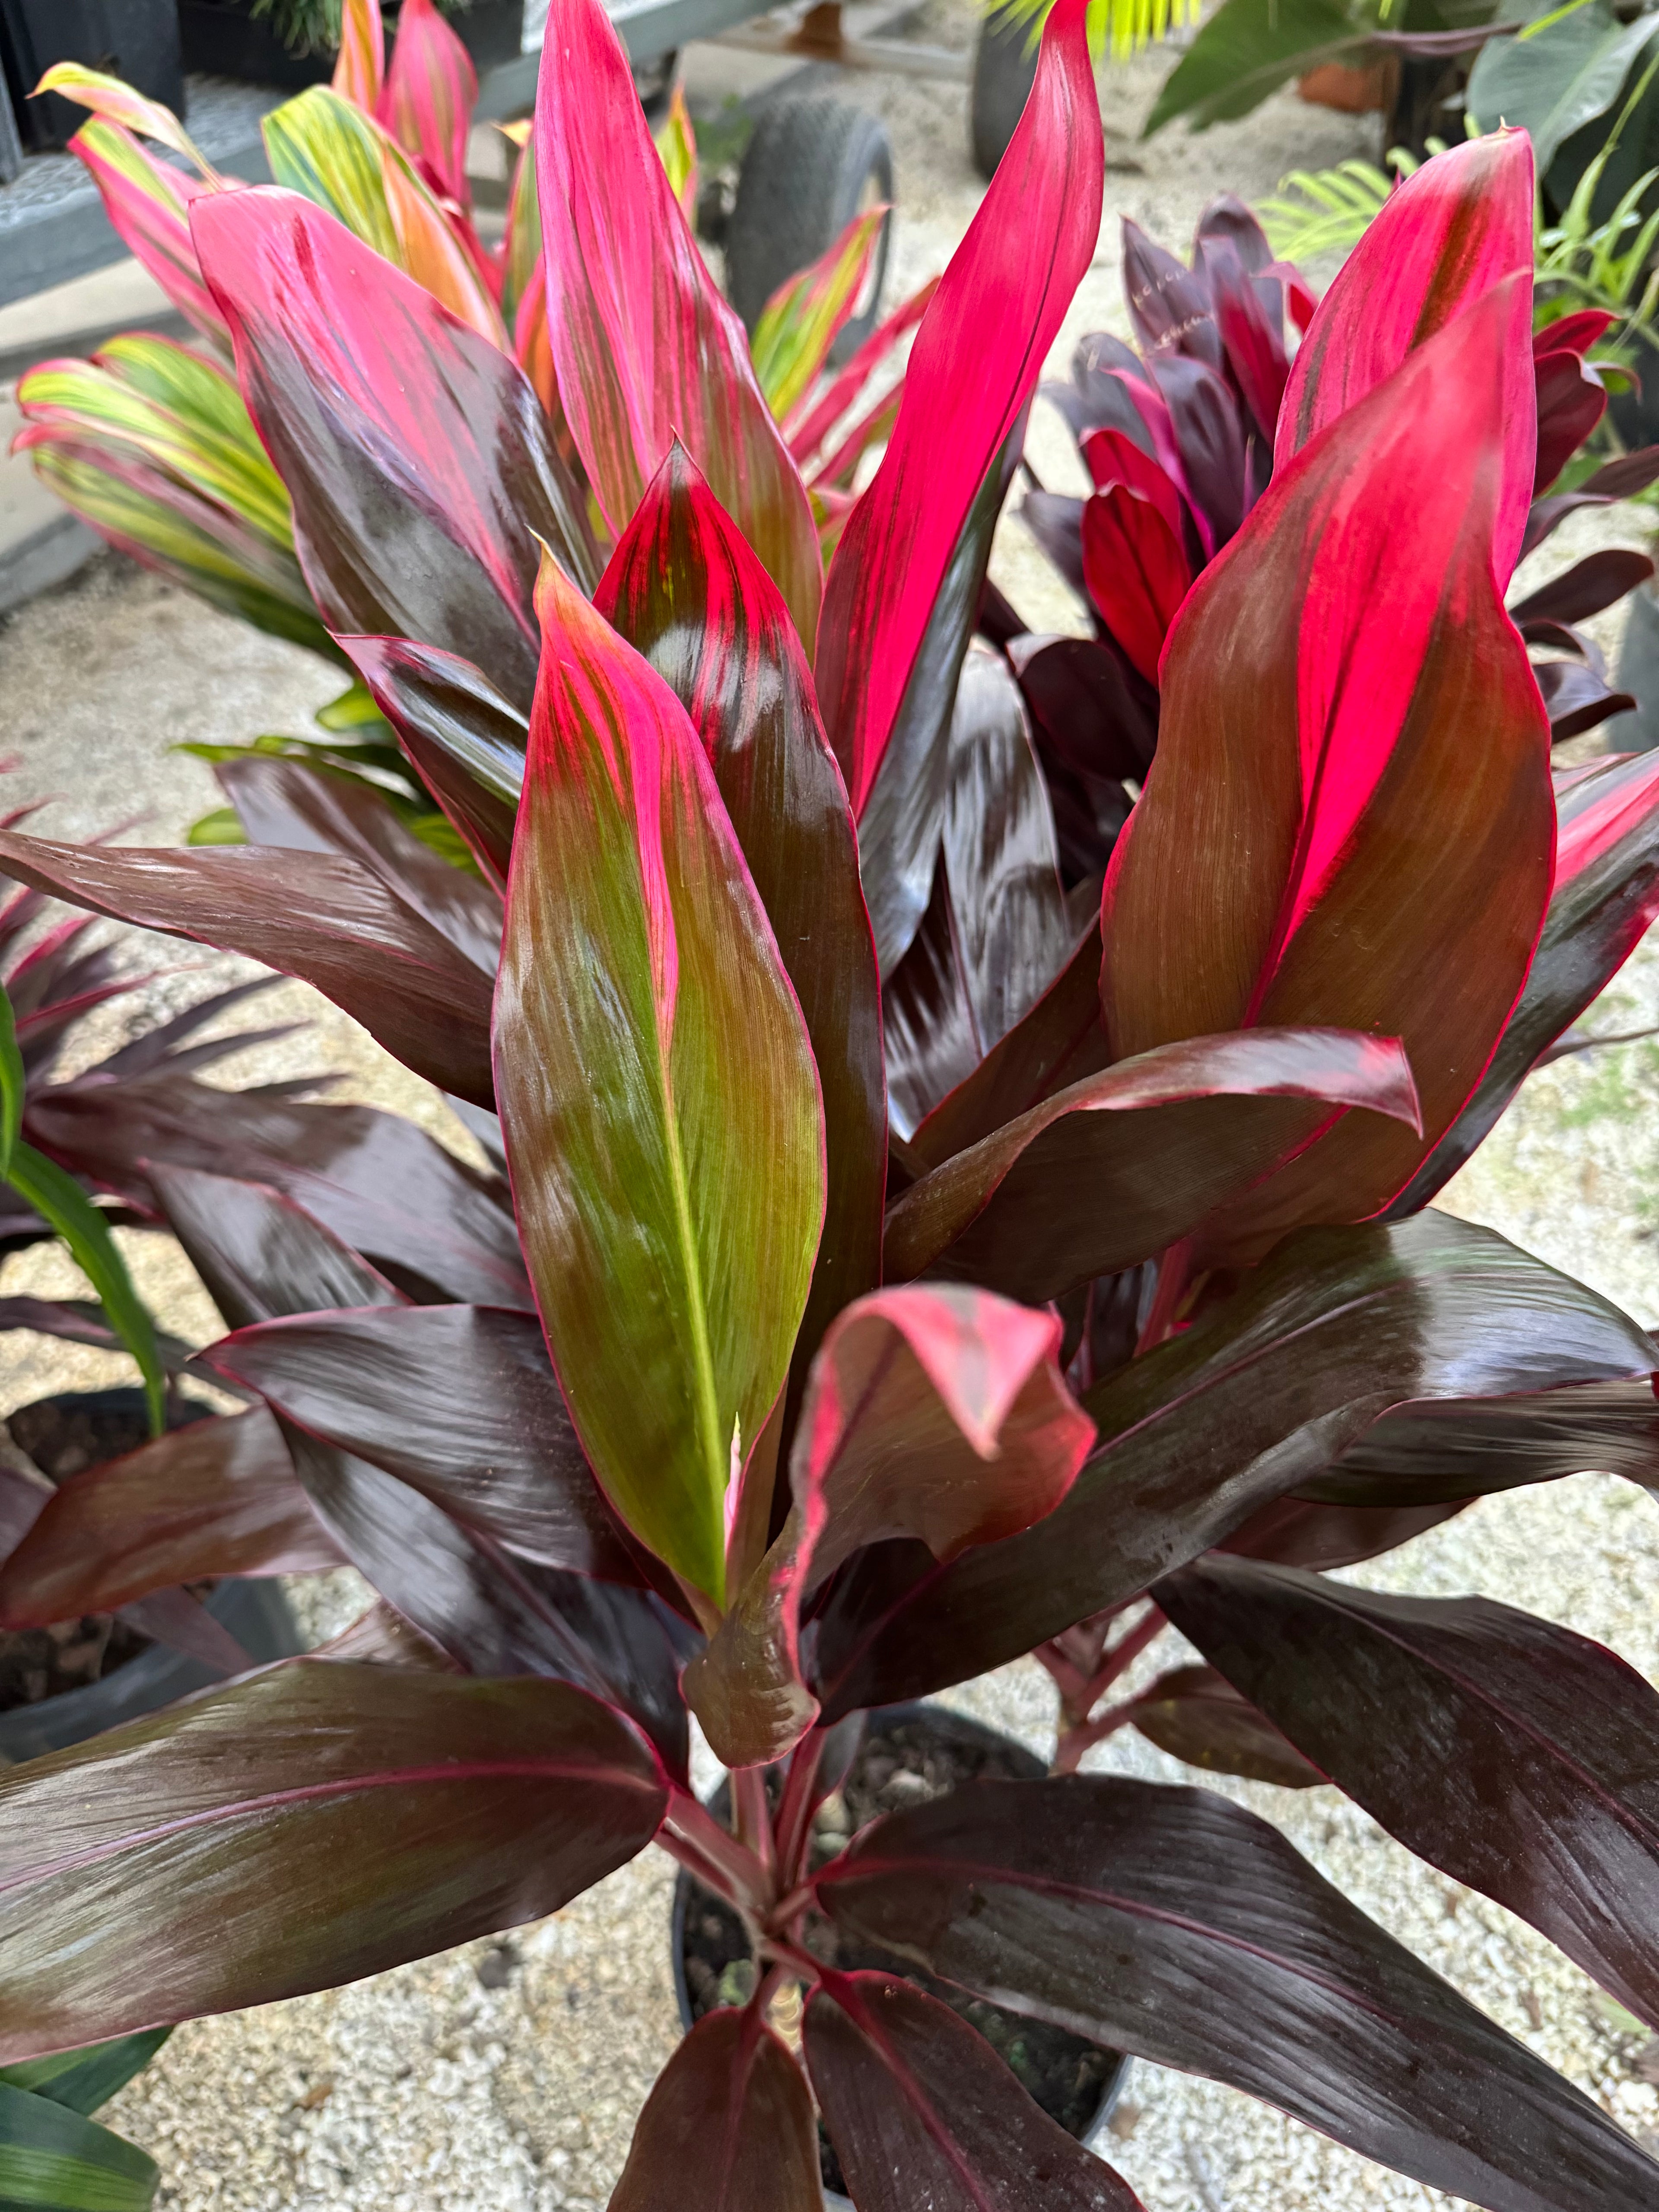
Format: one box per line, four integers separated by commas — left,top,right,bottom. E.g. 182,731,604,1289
1049,1603,1166,1773
1052,1694,1144,1776
662,1786,770,1910
772,1730,827,1888
733,1763,775,1878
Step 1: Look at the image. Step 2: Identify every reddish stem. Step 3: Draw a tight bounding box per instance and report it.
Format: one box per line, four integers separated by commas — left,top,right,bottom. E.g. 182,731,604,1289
1136,1239,1195,1355
1053,1694,1143,1776
1077,1602,1165,1712
773,1731,827,1889
662,1786,770,1910
732,1763,775,1877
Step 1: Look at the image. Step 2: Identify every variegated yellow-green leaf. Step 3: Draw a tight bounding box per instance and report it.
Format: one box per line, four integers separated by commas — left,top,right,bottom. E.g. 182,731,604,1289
17,340,292,548
35,62,213,175
751,204,887,421
654,84,698,222
493,550,825,1607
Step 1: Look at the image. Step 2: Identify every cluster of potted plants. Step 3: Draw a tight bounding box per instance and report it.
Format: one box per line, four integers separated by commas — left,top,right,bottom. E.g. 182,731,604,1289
6,0,1659,2205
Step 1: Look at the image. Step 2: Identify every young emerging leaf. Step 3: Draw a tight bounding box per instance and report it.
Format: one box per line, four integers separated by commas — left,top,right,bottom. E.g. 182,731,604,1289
683,1284,1092,1764
534,0,821,648
493,551,825,1606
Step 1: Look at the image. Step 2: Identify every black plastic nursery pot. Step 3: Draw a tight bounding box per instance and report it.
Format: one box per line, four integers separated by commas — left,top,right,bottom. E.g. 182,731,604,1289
177,0,525,89
671,1701,1129,2206
0,1385,305,1765
0,0,184,152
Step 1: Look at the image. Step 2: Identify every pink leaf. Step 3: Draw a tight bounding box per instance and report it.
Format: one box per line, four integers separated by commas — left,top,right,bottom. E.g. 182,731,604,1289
378,0,477,207
1081,483,1192,683
533,0,821,648
813,0,1103,814
1276,132,1535,572
69,121,228,345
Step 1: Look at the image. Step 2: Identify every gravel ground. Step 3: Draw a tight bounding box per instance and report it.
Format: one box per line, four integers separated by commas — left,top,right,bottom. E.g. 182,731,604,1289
2,15,1659,2212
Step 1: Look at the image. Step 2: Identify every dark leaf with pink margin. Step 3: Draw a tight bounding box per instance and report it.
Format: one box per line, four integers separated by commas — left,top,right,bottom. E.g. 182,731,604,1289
1301,1376,1659,1509
814,1776,1659,2210
1523,447,1659,556
534,0,820,649
191,187,596,714
276,1424,693,1778
1126,1661,1324,1787
1388,750,1659,1212
1217,1492,1472,1572
338,635,526,890
27,1087,531,1310
1080,484,1192,683
205,1303,642,1583
0,1403,340,1626
883,645,1072,1138
0,1663,665,2060
594,444,884,1423
807,1212,1656,1718
804,1971,1146,2211
906,918,1110,1170
1120,216,1220,370
1146,354,1246,547
609,2000,823,2212
683,1284,1092,1767
1103,278,1549,1258
1535,348,1607,496
815,0,1103,816
1159,1554,1659,2029
216,753,502,973
0,830,497,1106
883,1025,1421,1303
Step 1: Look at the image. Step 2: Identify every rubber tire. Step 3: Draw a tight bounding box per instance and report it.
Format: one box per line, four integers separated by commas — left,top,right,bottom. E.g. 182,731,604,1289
725,95,894,362
970,9,1040,182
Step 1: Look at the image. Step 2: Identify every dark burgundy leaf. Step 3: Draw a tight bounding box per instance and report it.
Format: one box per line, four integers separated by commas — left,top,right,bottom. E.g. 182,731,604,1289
278,1425,692,1777
205,1304,640,1583
1306,1377,1659,1508
0,831,497,1107
193,188,597,712
28,1087,532,1309
1388,751,1659,1211
1147,355,1246,545
1510,550,1653,629
1194,194,1275,276
217,754,502,973
1535,350,1608,496
805,1972,1145,2211
0,1662,665,2057
858,429,1022,976
1521,447,1659,557
1120,217,1219,369
1218,1493,1472,1572
0,1404,340,1625
815,1777,1659,2211
1160,1554,1659,2028
808,1212,1654,1718
1128,1661,1325,1787
152,1160,406,1331
1536,661,1637,742
610,2002,823,2212
339,636,527,892
1020,491,1088,605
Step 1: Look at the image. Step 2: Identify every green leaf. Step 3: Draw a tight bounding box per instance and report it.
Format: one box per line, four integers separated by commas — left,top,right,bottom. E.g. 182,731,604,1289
1468,3,1659,174
494,552,825,1606
184,806,245,847
3,1144,163,1437
0,2082,156,2212
0,989,22,1178
1144,0,1367,134
262,86,402,263
0,2036,169,2120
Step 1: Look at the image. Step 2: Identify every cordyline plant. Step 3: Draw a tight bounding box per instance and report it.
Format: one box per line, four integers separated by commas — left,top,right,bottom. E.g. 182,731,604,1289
7,4,1659,2203
1000,178,1659,908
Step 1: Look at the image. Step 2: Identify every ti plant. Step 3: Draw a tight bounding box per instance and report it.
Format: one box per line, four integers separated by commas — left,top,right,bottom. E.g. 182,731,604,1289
1005,164,1659,913
7,10,1659,2207
0,2031,171,2212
